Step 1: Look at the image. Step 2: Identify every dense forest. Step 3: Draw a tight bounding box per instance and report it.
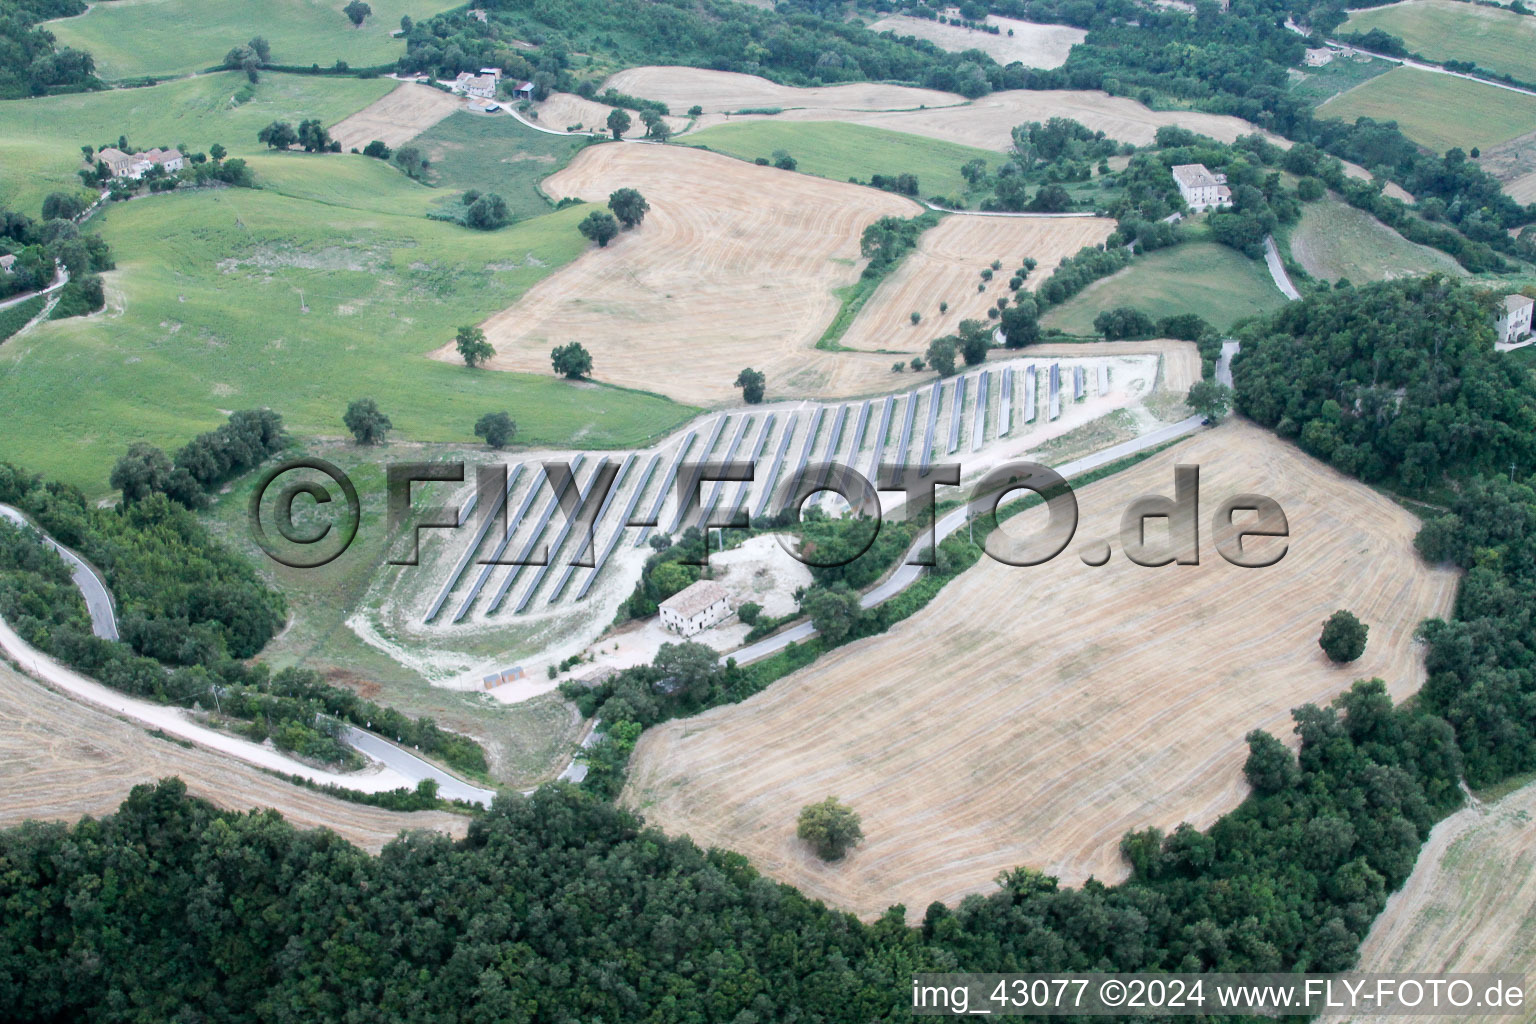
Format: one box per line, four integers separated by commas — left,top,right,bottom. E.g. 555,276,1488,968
1234,277,1536,789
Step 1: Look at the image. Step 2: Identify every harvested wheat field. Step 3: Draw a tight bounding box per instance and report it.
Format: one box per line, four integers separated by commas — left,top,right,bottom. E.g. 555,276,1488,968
1323,782,1536,1023
839,214,1116,352
534,92,689,137
330,82,466,151
452,143,920,405
611,67,1274,150
626,421,1459,919
605,66,964,115
867,15,1085,69
0,659,467,851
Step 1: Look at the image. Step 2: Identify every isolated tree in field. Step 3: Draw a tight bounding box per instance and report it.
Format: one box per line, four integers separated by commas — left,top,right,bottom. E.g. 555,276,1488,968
1186,380,1232,422
640,110,671,141
606,108,631,140
925,336,957,378
474,411,516,448
344,0,371,26
296,119,334,153
772,149,796,171
247,36,271,62
910,311,921,325
209,143,227,162
909,356,924,371
393,145,427,180
363,139,391,159
551,342,592,379
796,797,863,861
578,210,619,247
465,193,509,230
110,443,172,504
735,367,765,404
257,121,298,150
1319,610,1368,663
455,325,494,367
607,187,649,229
343,398,391,445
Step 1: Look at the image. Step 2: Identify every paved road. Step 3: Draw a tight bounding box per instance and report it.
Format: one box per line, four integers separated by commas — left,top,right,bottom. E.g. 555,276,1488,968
1,503,497,804
1217,340,1240,389
341,727,494,807
0,262,68,313
0,503,117,640
1263,235,1301,302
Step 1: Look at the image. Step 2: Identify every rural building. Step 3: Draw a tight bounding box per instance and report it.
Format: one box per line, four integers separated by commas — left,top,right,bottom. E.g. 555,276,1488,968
511,80,535,100
1303,47,1335,66
0,254,14,274
1167,164,1228,211
96,146,183,179
96,147,143,178
451,72,498,98
658,579,733,637
1171,163,1232,211
1496,293,1535,349
478,66,502,80
141,147,184,173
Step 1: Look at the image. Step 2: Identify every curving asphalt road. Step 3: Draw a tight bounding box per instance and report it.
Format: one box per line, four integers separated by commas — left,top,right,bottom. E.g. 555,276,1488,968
0,503,117,640
0,502,496,806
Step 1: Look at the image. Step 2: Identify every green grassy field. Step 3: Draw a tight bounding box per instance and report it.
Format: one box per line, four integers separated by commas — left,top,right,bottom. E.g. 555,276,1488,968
1040,241,1287,334
1287,53,1395,106
410,112,593,222
684,120,1004,202
0,72,393,216
1319,66,1536,153
1342,0,1536,82
0,174,693,493
44,0,453,80
1286,197,1466,283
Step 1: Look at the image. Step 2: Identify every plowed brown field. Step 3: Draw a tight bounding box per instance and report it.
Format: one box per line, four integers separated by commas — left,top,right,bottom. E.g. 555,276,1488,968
625,422,1459,919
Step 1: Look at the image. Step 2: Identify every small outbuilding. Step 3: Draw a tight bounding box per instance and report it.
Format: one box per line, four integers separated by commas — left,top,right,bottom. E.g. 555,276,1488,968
658,579,733,637
511,80,535,100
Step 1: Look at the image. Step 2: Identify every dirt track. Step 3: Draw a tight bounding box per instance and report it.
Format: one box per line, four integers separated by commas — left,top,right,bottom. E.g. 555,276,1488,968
0,659,466,851
1326,781,1536,1022
449,143,920,405
838,215,1117,353
330,82,465,151
625,422,1459,919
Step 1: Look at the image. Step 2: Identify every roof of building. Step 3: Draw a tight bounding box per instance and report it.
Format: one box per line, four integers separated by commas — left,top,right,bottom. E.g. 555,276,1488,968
97,147,138,167
659,579,730,619
0,254,15,270
1171,163,1221,189
1503,294,1534,313
141,147,181,163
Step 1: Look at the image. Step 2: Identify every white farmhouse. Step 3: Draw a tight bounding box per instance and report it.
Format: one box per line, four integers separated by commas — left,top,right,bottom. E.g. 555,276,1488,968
451,72,498,99
658,579,733,637
1171,163,1232,212
1496,293,1535,349
96,146,183,179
